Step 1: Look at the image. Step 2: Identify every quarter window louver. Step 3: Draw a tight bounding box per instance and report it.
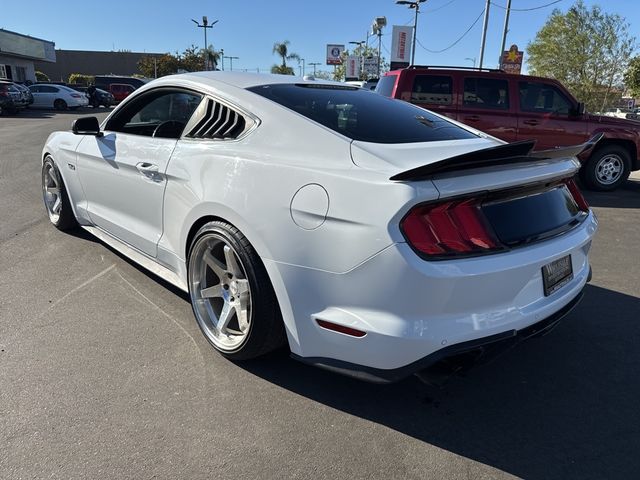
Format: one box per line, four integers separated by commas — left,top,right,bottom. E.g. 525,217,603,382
187,99,247,140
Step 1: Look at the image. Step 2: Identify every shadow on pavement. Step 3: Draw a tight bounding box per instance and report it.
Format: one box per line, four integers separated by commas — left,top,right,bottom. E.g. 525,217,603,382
240,285,640,480
584,179,640,209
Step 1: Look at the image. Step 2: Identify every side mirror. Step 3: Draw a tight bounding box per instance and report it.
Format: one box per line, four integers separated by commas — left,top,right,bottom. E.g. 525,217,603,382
72,116,103,136
570,102,585,117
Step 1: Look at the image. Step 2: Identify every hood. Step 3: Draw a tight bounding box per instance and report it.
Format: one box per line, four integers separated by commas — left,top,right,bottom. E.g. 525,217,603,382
586,113,640,128
350,137,502,176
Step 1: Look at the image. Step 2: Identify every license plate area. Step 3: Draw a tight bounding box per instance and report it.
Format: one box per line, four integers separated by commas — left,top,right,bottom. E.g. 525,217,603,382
542,255,573,296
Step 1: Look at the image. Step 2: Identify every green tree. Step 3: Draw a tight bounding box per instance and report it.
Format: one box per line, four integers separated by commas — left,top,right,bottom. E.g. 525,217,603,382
200,44,221,70
180,45,205,72
271,40,299,75
68,73,95,85
138,53,180,78
35,71,49,82
333,44,388,82
624,56,640,98
527,0,636,112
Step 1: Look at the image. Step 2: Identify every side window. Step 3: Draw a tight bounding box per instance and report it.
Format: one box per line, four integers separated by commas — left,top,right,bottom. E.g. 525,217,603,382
184,98,251,140
106,89,203,138
411,75,452,104
376,75,397,97
30,85,41,93
39,86,57,93
519,82,572,115
463,77,510,109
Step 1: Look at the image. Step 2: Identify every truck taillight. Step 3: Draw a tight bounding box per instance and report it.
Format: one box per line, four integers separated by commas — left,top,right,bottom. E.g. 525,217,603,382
401,197,502,258
565,178,589,212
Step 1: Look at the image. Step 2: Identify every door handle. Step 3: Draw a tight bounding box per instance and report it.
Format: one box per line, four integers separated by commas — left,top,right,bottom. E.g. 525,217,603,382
136,162,160,178
464,115,480,122
523,119,539,126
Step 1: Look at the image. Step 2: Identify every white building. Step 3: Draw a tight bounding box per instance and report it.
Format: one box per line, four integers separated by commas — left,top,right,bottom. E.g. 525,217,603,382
0,29,55,83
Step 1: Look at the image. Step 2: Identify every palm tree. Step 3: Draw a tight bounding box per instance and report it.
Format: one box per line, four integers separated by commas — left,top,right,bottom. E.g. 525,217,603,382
200,45,221,70
272,40,299,74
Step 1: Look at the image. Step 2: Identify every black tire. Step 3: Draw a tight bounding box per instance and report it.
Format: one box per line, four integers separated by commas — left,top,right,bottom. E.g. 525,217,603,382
53,99,67,111
582,145,631,191
187,221,286,360
41,156,77,231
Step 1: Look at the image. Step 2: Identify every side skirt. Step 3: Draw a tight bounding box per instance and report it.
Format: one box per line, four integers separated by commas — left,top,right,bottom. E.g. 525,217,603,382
81,226,188,292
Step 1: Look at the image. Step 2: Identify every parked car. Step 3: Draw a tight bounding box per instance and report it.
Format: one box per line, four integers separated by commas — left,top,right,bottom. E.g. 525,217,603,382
74,86,115,108
94,75,147,92
12,82,34,107
41,72,596,383
28,84,89,110
0,80,22,115
377,66,640,191
108,83,135,102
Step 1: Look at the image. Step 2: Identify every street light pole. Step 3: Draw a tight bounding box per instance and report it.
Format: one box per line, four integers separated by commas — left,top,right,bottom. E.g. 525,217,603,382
372,17,387,78
224,56,239,71
191,16,218,70
465,57,476,68
395,0,426,66
309,62,321,75
299,58,305,76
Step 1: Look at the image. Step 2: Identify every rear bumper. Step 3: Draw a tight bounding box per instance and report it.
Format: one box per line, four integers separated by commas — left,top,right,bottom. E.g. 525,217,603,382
292,287,585,383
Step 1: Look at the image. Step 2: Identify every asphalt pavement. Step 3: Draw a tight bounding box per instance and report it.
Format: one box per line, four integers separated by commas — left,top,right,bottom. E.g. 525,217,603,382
1,109,639,479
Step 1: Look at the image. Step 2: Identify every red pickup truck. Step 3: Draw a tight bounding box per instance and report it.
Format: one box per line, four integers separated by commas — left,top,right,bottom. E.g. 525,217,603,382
377,66,640,191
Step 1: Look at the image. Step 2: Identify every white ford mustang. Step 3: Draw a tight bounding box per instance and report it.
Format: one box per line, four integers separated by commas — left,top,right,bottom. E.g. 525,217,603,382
41,72,597,383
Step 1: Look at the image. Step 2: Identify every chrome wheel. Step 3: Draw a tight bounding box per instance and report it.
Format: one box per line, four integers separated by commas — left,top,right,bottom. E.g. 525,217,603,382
189,234,252,352
595,154,623,185
42,161,62,223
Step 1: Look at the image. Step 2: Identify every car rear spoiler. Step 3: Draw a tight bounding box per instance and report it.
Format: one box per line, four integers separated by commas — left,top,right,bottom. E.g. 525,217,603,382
389,133,604,181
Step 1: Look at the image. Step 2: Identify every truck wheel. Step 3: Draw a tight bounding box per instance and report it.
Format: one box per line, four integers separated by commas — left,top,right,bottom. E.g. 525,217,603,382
582,145,631,191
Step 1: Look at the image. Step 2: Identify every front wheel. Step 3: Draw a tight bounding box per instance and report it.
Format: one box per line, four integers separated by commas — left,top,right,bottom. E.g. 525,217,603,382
187,221,286,360
53,99,67,111
42,157,77,231
582,145,631,191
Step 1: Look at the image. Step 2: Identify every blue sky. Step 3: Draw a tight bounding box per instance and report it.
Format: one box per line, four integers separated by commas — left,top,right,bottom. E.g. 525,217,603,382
2,0,640,74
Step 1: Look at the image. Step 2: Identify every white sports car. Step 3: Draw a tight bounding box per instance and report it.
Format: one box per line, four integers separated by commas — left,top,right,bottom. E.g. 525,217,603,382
41,72,597,383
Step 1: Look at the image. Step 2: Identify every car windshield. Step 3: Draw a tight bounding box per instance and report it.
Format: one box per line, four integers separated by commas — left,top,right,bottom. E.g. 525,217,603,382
248,83,478,144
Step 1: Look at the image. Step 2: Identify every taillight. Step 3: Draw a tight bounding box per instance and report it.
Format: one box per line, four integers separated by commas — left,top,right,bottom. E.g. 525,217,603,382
565,178,589,212
70,93,82,98
401,197,502,258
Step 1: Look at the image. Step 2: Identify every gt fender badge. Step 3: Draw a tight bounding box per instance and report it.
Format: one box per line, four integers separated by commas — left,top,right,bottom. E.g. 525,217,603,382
68,163,76,170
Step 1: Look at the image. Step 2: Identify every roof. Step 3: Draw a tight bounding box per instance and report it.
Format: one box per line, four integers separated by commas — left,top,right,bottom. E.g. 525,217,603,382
169,71,339,90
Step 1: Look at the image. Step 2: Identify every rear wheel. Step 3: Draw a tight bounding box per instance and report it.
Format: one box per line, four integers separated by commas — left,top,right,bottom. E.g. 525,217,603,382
53,99,67,111
187,221,286,360
582,145,631,191
42,156,77,231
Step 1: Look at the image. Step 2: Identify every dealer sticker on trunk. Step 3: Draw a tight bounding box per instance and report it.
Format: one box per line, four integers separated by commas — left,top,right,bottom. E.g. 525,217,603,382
542,255,573,296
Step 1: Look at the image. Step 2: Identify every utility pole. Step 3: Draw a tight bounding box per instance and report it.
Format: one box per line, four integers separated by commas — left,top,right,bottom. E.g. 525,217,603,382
395,0,426,66
499,0,512,66
309,62,321,75
220,49,224,71
191,16,218,70
478,0,491,69
299,58,305,76
224,56,239,71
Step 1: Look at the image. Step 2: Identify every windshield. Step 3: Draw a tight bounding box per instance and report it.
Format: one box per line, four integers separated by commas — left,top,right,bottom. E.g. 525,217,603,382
248,83,478,144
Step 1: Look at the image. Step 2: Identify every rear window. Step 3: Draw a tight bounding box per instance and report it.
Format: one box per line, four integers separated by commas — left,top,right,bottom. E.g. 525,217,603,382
411,75,453,104
375,75,397,97
463,77,510,110
248,83,477,144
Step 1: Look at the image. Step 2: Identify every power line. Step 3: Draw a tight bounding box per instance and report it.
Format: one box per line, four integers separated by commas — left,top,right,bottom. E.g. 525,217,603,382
416,8,485,54
424,0,458,13
490,0,563,11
